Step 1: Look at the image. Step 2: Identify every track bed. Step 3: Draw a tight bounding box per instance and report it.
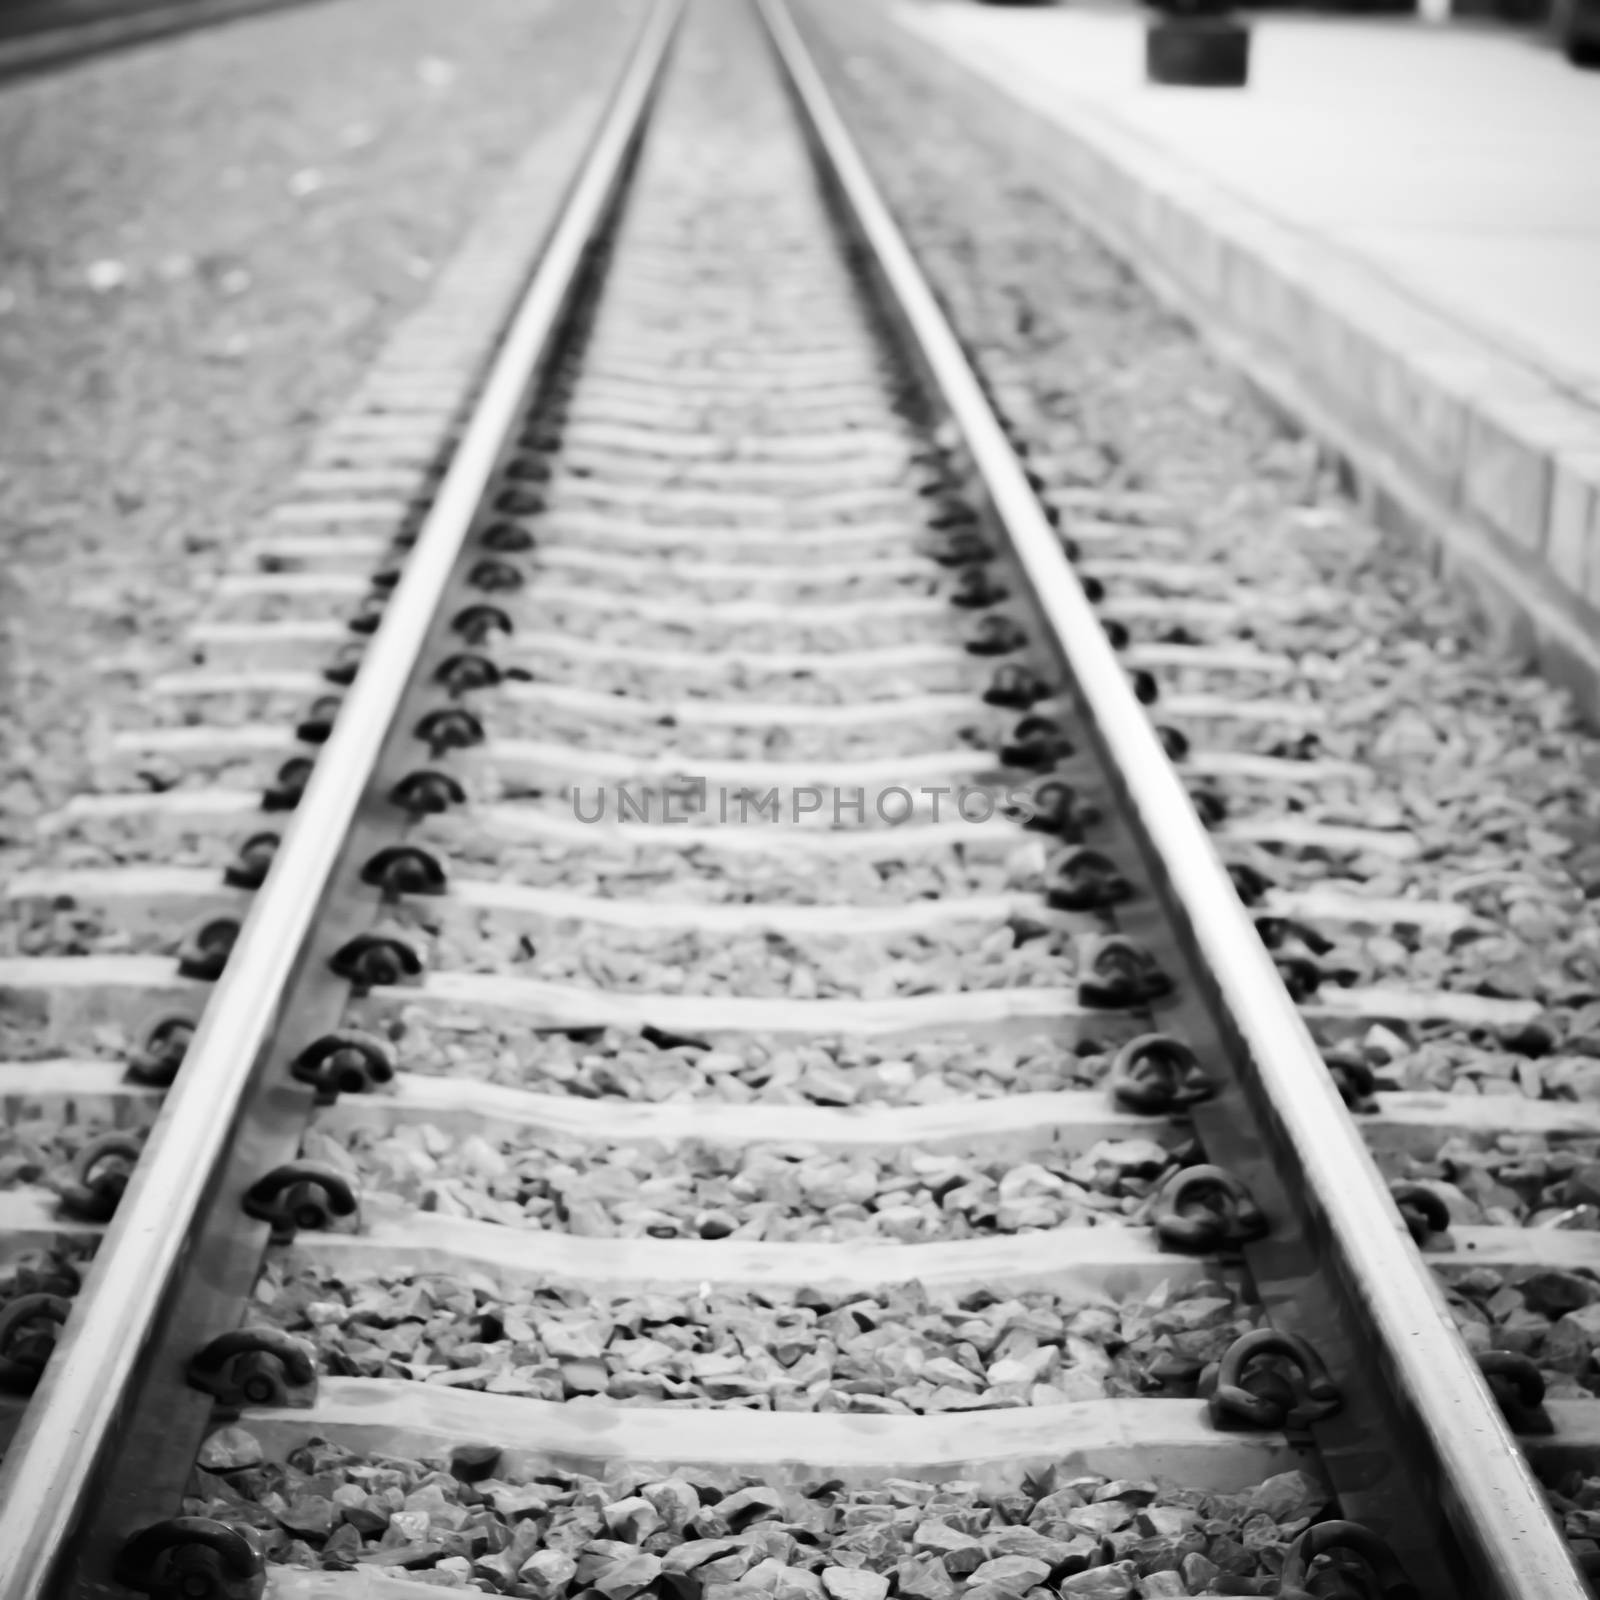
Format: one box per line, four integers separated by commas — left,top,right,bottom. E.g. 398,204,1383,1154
0,4,1594,1600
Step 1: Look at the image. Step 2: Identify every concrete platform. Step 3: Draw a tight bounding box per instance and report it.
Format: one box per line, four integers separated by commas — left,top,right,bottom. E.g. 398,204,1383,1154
877,2,1600,704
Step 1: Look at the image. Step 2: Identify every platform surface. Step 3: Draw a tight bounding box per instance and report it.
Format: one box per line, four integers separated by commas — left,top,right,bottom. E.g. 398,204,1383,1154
881,0,1600,703
897,3,1600,401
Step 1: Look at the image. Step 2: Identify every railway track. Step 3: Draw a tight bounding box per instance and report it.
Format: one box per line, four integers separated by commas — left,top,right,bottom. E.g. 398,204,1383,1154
0,1,1594,1598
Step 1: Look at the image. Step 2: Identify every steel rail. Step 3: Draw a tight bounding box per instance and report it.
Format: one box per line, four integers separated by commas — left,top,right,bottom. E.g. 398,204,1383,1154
757,3,1593,1598
0,1,682,1592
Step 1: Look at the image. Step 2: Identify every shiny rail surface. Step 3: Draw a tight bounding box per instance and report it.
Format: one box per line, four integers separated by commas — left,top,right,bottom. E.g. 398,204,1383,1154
0,0,1591,1597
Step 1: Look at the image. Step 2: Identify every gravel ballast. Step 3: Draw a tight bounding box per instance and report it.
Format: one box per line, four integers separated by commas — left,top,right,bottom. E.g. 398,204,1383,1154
257,1261,1261,1411
514,605,962,657
412,827,1053,909
464,707,1003,766
1379,1131,1600,1230
1445,1266,1600,1399
500,658,986,706
184,1440,1332,1592
346,1017,1120,1107
525,559,944,605
0,0,641,856
386,913,1082,1000
307,1126,1182,1241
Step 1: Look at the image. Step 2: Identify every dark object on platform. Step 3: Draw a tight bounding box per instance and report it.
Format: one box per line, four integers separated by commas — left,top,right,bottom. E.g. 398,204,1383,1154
1146,15,1251,86
1556,0,1600,64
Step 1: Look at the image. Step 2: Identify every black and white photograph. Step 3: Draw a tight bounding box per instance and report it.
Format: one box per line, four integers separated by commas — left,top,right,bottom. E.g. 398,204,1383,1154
0,0,1596,1594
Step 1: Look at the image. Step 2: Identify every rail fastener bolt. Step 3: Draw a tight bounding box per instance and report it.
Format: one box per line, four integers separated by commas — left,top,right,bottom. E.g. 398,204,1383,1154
360,844,448,899
390,769,467,817
1202,1328,1342,1430
221,833,280,891
175,917,242,982
1108,1033,1214,1112
127,1015,197,1088
116,1518,267,1600
1153,1163,1268,1251
187,1327,317,1414
290,1029,398,1104
1049,849,1134,914
56,1132,143,1222
0,1294,71,1391
242,1161,360,1245
1276,1520,1419,1600
329,931,426,992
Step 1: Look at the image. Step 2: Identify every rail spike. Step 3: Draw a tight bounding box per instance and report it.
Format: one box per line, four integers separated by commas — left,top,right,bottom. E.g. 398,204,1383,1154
322,640,365,686
503,454,552,485
1000,715,1073,772
346,592,388,636
1275,1521,1419,1600
1388,1181,1451,1246
1048,848,1132,913
924,530,993,568
1202,1328,1342,1431
116,1518,266,1600
925,499,977,532
1476,1350,1552,1434
1321,1043,1379,1112
175,917,241,982
949,568,1009,610
361,843,448,899
126,1015,196,1088
242,1161,359,1245
187,1327,317,1414
290,1029,397,1104
56,1132,143,1222
481,519,536,553
294,693,343,745
452,601,514,645
390,768,467,817
983,663,1047,710
329,931,425,992
467,556,524,592
435,652,503,694
260,755,315,812
415,706,485,757
1079,936,1173,1009
0,1294,71,1392
964,615,1028,657
1014,779,1097,840
1224,856,1275,906
221,832,279,891
1152,1163,1268,1252
495,486,545,515
1189,786,1228,829
1108,1034,1213,1113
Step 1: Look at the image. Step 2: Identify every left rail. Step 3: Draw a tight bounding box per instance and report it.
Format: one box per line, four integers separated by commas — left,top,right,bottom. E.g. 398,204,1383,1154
0,1,681,1593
